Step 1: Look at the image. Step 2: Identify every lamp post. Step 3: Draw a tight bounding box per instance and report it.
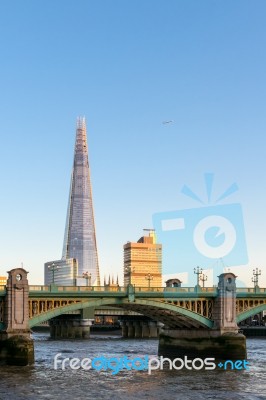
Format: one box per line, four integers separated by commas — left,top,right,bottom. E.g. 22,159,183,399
199,273,208,288
252,268,261,288
145,273,153,289
48,263,59,284
82,271,92,286
76,271,92,286
194,266,203,286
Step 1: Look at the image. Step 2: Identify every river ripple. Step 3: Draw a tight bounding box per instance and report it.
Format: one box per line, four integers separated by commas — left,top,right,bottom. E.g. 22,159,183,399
0,333,265,400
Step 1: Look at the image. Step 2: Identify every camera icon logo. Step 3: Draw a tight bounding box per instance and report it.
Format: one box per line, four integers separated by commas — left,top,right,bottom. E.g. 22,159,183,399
152,174,248,284
193,215,236,259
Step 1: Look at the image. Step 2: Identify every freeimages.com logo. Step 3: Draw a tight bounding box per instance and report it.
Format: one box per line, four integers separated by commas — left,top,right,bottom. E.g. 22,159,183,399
152,173,248,284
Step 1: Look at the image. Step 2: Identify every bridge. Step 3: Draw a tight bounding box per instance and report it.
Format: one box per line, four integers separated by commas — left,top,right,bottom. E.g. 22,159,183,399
1,283,265,330
1,268,266,365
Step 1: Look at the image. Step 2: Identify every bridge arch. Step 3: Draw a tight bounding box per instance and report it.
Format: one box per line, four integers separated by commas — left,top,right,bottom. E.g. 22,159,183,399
29,298,214,329
237,303,266,324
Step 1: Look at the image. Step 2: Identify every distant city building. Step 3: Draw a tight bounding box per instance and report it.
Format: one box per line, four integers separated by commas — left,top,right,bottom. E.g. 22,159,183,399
0,276,7,286
44,117,100,286
123,229,162,287
44,258,78,286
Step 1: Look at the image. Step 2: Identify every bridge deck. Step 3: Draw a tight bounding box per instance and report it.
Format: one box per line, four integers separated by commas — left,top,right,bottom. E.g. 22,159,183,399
1,285,266,331
0,285,266,298
1,286,266,299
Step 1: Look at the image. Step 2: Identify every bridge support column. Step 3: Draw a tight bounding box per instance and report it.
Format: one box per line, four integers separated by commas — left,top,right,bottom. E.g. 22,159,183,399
158,273,246,362
134,322,142,338
73,320,83,338
141,322,150,338
62,322,68,338
121,321,128,338
149,321,158,338
81,307,95,320
159,329,246,360
80,319,91,339
126,322,135,338
0,268,34,365
49,316,92,339
120,317,159,339
50,323,56,338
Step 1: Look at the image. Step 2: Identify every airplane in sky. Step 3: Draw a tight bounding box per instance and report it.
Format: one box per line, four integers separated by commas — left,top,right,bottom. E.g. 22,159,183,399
162,120,174,124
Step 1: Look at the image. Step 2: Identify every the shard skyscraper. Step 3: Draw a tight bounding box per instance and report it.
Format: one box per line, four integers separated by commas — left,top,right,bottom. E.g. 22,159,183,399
45,117,100,286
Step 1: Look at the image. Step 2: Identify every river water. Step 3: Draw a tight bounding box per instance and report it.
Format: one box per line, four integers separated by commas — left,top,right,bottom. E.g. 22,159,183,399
0,333,265,400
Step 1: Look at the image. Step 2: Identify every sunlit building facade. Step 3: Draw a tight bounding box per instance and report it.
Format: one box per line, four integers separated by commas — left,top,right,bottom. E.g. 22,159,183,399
123,230,162,287
0,276,7,286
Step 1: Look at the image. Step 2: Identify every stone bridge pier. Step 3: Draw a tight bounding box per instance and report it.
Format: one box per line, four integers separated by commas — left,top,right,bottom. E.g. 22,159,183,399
159,273,246,361
121,320,160,338
0,268,34,365
49,315,93,339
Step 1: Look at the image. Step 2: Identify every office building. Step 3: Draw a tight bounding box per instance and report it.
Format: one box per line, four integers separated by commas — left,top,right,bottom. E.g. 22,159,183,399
123,229,162,287
44,258,78,286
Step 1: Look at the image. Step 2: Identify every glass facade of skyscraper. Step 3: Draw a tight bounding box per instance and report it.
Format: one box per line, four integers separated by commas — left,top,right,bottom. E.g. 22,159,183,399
44,117,100,286
44,258,78,286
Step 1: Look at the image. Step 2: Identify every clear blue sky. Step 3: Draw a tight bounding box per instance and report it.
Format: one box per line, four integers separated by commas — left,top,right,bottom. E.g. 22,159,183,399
0,1,266,286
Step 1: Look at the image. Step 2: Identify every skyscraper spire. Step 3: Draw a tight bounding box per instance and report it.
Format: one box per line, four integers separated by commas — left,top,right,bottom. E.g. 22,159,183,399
62,117,100,286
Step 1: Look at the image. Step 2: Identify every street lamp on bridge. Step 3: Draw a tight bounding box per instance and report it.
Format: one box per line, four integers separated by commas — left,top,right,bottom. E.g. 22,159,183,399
145,273,153,289
82,271,92,286
194,266,203,287
252,268,261,288
199,273,208,288
76,271,92,286
48,263,60,284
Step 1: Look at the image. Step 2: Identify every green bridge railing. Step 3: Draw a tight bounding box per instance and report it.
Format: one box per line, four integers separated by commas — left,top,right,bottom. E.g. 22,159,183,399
27,285,218,293
1,285,266,297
